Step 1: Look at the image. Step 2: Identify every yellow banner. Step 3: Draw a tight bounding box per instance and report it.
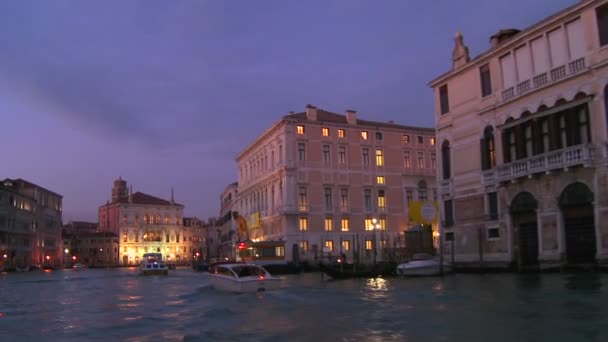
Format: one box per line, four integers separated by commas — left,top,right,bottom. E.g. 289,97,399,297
409,201,438,225
248,212,260,230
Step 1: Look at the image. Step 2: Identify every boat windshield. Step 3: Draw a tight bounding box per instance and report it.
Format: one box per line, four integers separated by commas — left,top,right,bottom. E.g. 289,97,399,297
231,265,265,278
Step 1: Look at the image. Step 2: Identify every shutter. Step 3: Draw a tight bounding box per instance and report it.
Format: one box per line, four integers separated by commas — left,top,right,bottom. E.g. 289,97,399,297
480,139,489,170
502,130,511,163
567,107,579,146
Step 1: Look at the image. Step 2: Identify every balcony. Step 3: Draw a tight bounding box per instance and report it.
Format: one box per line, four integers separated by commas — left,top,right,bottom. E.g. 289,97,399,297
482,144,594,185
501,57,586,103
440,179,452,196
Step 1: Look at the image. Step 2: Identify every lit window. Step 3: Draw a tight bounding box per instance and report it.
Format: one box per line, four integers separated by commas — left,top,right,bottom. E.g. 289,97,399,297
325,240,334,252
379,218,386,230
300,240,309,251
365,218,373,231
341,218,349,231
365,240,374,250
378,190,386,209
341,240,351,251
375,149,384,167
324,218,333,231
430,137,436,145
322,127,329,136
299,187,307,211
297,125,305,134
338,129,345,138
361,131,368,140
299,217,308,231
404,151,411,168
377,176,385,184
403,135,410,144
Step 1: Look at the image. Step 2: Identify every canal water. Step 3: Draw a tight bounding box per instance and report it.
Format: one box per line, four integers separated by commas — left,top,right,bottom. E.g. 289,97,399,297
0,268,607,341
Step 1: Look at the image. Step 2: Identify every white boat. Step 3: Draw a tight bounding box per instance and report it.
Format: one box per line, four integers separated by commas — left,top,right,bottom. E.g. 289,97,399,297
72,263,87,271
396,253,452,276
208,263,281,293
140,253,169,276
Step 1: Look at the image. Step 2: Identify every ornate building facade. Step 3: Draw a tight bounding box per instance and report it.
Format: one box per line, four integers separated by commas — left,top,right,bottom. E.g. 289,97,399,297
235,105,436,264
429,0,608,270
98,178,202,265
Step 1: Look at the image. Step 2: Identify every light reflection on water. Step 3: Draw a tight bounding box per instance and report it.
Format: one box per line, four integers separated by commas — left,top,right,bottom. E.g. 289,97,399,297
0,269,607,341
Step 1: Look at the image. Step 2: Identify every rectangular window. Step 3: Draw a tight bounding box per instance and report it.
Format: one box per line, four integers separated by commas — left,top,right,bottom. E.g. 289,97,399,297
166,234,169,243
322,127,329,136
365,218,373,231
559,115,567,148
579,107,589,144
599,4,608,46
297,125,305,134
431,153,436,169
444,200,454,227
340,188,348,211
508,131,516,162
338,146,346,164
323,145,331,164
338,129,345,138
123,216,127,224
324,218,333,231
361,131,368,140
487,192,498,220
299,217,308,231
540,119,549,154
176,234,180,243
364,190,372,211
324,188,333,211
378,190,386,209
362,148,370,166
365,240,374,250
480,64,492,97
418,188,427,201
403,135,410,144
430,137,436,146
417,136,423,144
123,234,127,243
300,240,309,251
298,142,306,161
324,240,334,252
439,84,449,114
376,176,385,184
406,190,413,204
445,232,455,242
144,215,149,225
417,151,425,168
340,218,349,231
375,149,384,166
375,132,383,140
341,240,351,251
299,187,307,211
404,151,411,168
487,228,500,239
524,124,533,158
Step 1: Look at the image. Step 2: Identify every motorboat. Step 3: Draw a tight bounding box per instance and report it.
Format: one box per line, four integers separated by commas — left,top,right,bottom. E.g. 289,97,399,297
72,263,87,271
208,263,280,293
396,253,452,276
140,253,169,276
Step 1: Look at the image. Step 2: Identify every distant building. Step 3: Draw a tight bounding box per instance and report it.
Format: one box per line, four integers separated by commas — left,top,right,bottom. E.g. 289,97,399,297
0,178,63,269
235,105,436,264
63,221,98,234
428,0,608,269
213,182,238,259
98,178,201,265
62,231,118,267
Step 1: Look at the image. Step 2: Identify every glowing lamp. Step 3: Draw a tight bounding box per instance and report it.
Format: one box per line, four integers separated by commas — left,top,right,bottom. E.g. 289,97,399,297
238,242,246,250
46,256,50,260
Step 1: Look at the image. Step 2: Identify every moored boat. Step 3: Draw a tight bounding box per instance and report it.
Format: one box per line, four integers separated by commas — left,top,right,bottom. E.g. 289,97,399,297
319,261,398,279
72,263,87,271
396,253,452,276
208,263,280,293
140,253,169,276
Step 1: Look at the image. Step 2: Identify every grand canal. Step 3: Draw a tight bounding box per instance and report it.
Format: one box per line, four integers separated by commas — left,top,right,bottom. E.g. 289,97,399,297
0,268,607,341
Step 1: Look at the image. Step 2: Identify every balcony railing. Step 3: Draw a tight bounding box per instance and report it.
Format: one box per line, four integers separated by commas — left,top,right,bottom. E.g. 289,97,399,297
501,57,586,103
482,144,594,185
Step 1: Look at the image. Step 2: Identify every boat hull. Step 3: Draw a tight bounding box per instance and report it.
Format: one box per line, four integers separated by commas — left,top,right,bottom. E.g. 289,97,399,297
209,275,281,293
140,269,169,276
396,260,452,276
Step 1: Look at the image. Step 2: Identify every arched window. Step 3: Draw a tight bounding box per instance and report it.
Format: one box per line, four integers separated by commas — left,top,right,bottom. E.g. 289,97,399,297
441,140,451,180
480,126,496,170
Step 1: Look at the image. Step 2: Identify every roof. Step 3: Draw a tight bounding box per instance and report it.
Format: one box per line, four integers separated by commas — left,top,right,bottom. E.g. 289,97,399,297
104,191,183,207
283,109,434,131
428,0,589,86
2,178,63,198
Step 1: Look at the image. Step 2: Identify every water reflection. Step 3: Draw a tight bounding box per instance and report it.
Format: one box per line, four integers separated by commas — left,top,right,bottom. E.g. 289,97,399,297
363,277,389,300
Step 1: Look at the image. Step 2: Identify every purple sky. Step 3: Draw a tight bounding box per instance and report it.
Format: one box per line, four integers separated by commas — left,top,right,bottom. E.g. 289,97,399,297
1,0,575,222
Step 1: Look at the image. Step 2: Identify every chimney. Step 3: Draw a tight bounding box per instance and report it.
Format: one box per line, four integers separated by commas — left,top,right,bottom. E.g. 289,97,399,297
305,104,317,121
346,109,357,125
452,32,470,70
